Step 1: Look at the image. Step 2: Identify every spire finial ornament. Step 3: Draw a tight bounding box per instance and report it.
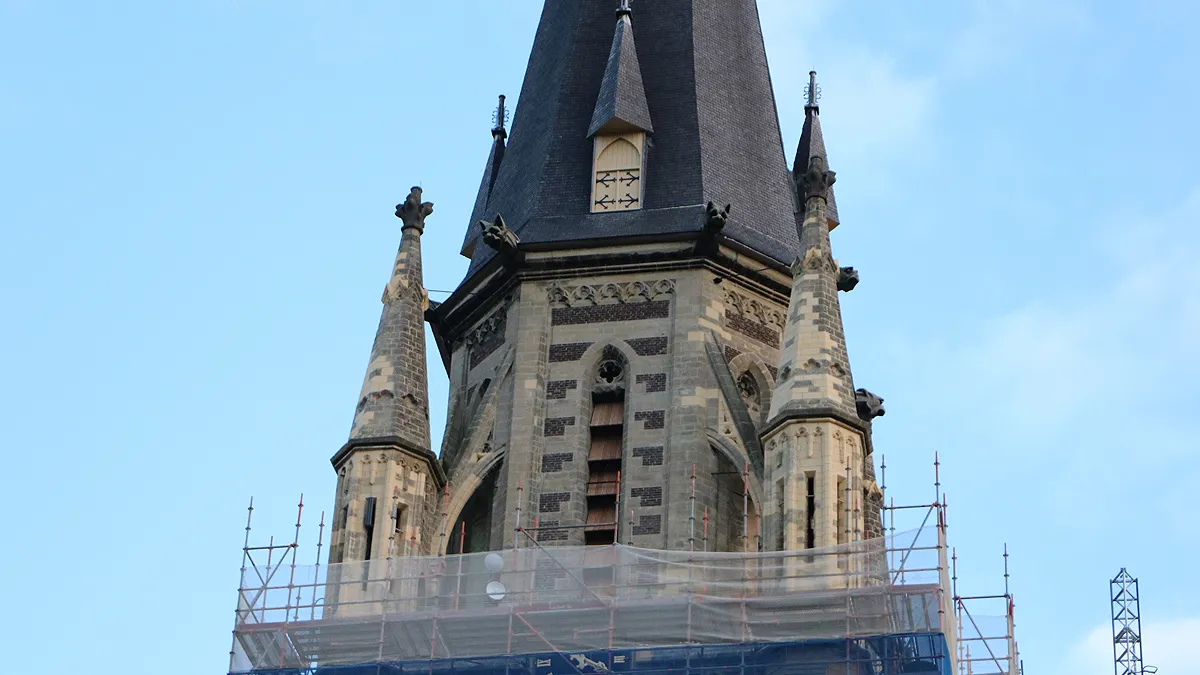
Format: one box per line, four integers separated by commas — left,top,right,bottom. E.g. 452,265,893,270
491,94,508,138
395,187,434,233
806,71,820,110
616,0,632,19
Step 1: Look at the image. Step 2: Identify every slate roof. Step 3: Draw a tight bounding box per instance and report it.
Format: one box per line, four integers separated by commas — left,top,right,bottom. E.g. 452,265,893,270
460,0,802,273
791,103,840,228
588,14,653,136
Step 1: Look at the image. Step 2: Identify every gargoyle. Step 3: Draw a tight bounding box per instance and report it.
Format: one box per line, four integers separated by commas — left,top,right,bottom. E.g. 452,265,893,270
837,266,860,292
704,201,731,235
479,214,524,264
395,187,434,232
855,388,885,421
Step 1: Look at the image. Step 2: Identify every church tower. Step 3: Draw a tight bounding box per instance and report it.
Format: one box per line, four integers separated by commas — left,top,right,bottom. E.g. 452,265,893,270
331,0,885,560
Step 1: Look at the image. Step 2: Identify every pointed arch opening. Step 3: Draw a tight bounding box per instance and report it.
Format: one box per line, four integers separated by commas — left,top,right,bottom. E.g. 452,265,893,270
583,345,630,545
592,134,644,212
448,459,504,554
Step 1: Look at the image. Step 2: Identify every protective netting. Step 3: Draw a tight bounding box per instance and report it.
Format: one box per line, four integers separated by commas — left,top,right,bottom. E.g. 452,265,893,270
232,527,960,673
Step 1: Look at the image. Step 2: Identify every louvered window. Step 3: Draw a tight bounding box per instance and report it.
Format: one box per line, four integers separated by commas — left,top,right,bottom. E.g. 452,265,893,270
592,134,644,212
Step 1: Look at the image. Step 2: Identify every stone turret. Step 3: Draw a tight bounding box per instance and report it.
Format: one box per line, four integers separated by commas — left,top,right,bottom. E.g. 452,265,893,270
328,187,445,566
760,80,882,553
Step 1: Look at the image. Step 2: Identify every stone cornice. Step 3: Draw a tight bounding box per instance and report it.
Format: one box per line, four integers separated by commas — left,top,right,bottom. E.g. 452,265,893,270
331,436,446,488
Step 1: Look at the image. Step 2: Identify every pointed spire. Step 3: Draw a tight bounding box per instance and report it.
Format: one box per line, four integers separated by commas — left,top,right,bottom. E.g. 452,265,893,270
766,151,859,426
587,0,652,136
462,96,509,257
792,71,840,228
348,187,434,452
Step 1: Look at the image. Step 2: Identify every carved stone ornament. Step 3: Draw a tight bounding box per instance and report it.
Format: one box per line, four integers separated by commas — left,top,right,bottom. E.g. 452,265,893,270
463,304,508,350
855,388,886,421
704,202,731,234
479,214,522,262
396,186,434,232
724,289,786,329
547,280,676,308
800,155,836,202
799,246,838,275
837,266,860,292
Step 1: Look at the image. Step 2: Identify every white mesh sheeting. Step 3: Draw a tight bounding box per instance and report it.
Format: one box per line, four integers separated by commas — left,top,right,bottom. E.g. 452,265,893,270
232,528,949,671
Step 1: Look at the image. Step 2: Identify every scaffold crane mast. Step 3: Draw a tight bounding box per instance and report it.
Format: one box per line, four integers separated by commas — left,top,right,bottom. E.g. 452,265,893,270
1111,569,1157,675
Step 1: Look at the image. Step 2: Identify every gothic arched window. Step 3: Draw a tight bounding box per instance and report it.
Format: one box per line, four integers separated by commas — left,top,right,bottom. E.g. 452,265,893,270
592,134,644,212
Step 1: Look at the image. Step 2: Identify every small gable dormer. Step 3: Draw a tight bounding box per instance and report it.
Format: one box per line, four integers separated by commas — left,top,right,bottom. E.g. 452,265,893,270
588,5,651,214
592,132,645,212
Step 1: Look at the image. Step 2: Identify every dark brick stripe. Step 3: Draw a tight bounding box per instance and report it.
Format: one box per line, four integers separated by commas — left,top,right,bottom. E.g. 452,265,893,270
549,342,593,362
552,300,670,326
631,486,663,507
636,373,667,393
539,492,571,513
633,446,663,466
546,380,578,399
544,417,576,437
541,452,574,473
726,311,780,348
628,336,669,356
633,514,662,535
634,410,665,430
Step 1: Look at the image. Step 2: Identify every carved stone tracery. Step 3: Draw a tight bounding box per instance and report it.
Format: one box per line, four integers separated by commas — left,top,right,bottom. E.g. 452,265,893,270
723,289,786,330
547,280,676,308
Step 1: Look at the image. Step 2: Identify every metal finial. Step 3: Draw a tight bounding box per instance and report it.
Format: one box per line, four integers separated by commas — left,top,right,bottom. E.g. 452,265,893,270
491,94,509,135
806,70,821,109
616,0,633,19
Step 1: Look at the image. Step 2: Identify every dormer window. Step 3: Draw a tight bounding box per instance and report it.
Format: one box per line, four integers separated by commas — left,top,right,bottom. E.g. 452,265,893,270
592,133,644,212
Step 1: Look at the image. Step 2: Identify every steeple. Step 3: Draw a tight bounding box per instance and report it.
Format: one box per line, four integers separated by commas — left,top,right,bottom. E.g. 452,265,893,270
458,0,799,274
587,1,652,137
347,187,435,450
791,72,840,229
327,187,444,566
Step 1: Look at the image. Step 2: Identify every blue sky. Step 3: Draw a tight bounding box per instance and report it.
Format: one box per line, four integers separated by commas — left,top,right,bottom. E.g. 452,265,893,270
1,1,1197,673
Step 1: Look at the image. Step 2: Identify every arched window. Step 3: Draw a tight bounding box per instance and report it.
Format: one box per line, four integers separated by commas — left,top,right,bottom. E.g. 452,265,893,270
592,134,644,212
586,348,628,545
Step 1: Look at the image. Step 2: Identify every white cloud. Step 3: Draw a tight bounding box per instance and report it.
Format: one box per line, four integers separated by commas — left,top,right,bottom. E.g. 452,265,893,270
930,189,1200,438
1061,618,1200,675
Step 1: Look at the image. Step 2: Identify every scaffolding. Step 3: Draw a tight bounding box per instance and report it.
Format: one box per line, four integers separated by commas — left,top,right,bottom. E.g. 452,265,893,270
230,460,1020,675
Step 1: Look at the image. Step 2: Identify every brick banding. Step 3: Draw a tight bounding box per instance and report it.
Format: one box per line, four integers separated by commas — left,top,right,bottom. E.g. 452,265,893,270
636,373,667,393
543,417,576,437
726,311,781,348
540,452,574,473
628,336,669,356
551,300,670,326
632,514,662,536
631,486,663,507
546,380,579,399
549,342,593,362
634,410,665,430
539,492,571,513
632,446,664,466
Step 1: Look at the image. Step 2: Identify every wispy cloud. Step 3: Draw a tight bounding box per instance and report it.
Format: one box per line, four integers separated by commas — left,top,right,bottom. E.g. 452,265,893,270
1062,618,1200,675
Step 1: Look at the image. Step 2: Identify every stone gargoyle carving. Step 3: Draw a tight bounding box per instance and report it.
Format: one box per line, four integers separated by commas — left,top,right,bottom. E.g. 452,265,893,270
855,388,885,421
800,155,836,202
395,186,434,232
704,202,731,234
837,266,860,292
479,214,524,264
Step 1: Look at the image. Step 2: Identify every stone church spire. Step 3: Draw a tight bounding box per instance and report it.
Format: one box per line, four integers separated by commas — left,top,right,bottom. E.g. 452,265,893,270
349,187,435,446
760,78,882,551
327,188,445,566
791,71,839,228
